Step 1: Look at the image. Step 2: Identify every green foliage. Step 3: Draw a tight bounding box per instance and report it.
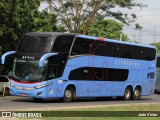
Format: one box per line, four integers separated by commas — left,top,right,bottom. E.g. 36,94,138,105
135,24,143,30
88,19,128,41
151,42,160,54
0,0,145,54
0,0,57,54
42,0,145,34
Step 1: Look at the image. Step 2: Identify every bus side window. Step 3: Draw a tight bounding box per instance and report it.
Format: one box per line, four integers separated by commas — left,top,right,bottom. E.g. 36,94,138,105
104,42,114,57
69,67,129,81
122,45,132,59
71,37,93,56
107,68,129,81
69,67,90,80
79,68,90,80
52,35,74,53
144,48,156,61
47,65,59,79
68,68,79,80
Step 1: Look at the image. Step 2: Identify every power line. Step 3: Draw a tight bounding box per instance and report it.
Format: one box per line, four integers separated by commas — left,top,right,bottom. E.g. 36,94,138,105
128,8,160,13
125,24,160,34
137,12,160,17
124,26,160,36
126,23,160,35
123,26,160,43
126,29,160,36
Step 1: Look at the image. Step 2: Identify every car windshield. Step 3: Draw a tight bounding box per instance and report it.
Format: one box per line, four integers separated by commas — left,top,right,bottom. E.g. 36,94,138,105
12,58,47,82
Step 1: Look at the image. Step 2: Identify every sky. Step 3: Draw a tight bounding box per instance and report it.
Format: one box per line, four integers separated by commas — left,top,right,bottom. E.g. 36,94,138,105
40,0,160,44
122,0,160,44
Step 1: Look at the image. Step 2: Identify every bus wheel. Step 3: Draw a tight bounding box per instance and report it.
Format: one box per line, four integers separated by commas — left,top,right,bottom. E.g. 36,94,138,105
124,87,132,100
63,87,74,102
132,87,141,100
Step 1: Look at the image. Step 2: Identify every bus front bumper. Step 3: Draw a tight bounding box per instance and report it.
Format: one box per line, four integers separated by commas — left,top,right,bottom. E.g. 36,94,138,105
10,86,47,98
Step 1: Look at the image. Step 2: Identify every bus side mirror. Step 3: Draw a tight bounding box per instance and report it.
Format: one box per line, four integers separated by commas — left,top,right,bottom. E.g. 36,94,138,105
1,51,16,64
39,53,58,67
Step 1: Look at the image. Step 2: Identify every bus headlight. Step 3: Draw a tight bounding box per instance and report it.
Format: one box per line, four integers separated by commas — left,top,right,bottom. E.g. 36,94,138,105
34,82,53,89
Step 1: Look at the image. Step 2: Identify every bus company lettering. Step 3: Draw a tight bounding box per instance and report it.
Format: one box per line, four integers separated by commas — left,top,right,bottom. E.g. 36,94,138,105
22,56,35,60
115,59,139,66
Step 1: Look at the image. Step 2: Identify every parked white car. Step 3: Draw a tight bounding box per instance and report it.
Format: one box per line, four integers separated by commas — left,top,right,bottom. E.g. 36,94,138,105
0,75,10,95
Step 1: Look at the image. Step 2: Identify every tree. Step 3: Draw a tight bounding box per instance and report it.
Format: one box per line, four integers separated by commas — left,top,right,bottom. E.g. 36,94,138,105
42,0,144,34
42,0,53,13
0,0,57,54
88,19,128,41
134,23,143,43
151,42,160,54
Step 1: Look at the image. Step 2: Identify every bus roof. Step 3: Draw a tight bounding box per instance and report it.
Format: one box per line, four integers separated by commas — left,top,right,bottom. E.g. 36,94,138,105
26,32,77,36
78,34,156,49
26,32,155,49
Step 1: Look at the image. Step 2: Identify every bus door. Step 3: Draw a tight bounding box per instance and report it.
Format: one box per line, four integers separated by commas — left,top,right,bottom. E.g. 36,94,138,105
67,65,81,96
46,64,63,97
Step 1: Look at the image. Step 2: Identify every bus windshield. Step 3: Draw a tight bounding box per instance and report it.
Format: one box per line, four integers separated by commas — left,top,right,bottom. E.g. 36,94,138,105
17,34,75,53
17,35,54,53
12,58,47,82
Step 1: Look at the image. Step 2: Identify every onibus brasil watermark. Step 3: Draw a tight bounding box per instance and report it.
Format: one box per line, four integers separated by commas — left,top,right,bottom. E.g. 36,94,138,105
0,111,160,117
1,112,42,118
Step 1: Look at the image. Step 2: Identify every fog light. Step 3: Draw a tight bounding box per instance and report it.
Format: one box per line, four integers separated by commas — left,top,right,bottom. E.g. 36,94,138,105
37,92,43,96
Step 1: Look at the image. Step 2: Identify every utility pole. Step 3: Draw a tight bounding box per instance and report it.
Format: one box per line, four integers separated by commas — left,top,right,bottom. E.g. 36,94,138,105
139,30,142,43
120,33,122,41
132,34,136,42
154,24,156,43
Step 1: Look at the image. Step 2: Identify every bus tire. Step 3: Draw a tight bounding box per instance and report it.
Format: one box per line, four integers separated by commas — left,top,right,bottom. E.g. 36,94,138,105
63,87,74,102
123,87,132,100
132,87,141,100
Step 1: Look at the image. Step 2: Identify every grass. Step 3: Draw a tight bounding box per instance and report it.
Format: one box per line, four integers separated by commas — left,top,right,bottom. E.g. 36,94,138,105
68,103,160,111
17,103,160,120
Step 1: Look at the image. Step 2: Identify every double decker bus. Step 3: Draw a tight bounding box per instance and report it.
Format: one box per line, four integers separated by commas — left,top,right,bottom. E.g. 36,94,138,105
1,32,156,102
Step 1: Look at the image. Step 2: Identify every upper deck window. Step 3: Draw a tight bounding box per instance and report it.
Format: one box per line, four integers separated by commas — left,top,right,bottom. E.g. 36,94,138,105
71,37,156,61
71,37,93,56
52,35,75,53
17,35,54,53
17,34,75,54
